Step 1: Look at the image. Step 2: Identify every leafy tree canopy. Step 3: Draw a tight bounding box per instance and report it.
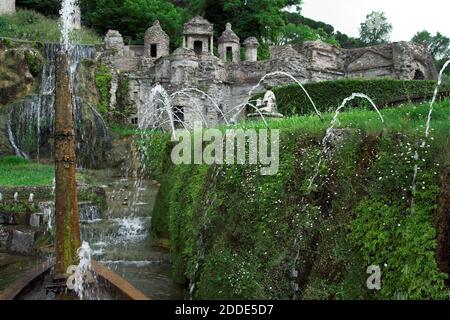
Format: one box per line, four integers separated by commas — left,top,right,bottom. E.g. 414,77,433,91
412,30,450,77
16,0,61,16
16,0,373,53
187,0,302,44
359,11,393,45
412,30,449,60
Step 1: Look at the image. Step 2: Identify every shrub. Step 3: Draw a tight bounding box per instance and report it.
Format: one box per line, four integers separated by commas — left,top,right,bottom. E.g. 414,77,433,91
253,79,450,117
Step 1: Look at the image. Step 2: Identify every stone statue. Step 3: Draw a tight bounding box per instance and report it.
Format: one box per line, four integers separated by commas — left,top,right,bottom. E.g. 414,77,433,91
247,90,284,120
259,91,278,114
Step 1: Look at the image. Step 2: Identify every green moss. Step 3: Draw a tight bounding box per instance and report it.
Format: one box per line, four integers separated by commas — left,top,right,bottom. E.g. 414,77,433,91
95,64,113,118
146,100,450,300
0,202,38,213
24,50,43,77
349,134,450,299
112,74,133,125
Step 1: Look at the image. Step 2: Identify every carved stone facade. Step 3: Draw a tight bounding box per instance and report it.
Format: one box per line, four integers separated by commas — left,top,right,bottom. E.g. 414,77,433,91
0,0,15,15
101,16,438,128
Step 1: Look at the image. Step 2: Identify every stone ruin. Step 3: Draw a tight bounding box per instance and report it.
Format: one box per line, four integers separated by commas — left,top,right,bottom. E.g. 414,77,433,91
101,16,438,129
0,0,15,15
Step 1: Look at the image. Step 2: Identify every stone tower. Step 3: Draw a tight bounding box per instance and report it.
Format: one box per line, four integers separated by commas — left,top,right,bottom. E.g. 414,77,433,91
218,23,240,63
0,0,15,15
243,37,259,62
144,20,170,59
183,16,214,55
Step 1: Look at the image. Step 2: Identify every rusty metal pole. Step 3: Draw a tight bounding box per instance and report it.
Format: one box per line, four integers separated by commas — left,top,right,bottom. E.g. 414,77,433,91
54,51,81,276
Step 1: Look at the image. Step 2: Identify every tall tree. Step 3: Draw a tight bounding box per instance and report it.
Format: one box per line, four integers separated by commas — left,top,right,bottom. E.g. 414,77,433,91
122,0,182,46
412,30,450,77
188,0,302,44
359,11,392,45
80,0,183,47
412,31,450,60
16,0,61,15
80,0,125,37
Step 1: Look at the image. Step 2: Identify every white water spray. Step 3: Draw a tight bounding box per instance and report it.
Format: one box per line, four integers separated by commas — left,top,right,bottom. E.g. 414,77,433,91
410,59,449,216
308,93,384,190
171,88,230,125
140,85,177,139
248,71,321,119
66,241,95,300
424,59,450,140
59,0,79,52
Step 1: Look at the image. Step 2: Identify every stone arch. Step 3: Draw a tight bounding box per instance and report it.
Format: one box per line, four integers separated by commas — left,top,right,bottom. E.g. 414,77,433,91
413,69,425,80
194,41,203,55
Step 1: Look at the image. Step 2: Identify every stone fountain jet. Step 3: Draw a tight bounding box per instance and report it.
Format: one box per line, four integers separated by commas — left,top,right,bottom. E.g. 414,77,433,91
54,51,81,276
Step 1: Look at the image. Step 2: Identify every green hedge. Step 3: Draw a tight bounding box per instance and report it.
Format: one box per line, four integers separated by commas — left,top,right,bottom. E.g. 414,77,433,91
253,79,450,117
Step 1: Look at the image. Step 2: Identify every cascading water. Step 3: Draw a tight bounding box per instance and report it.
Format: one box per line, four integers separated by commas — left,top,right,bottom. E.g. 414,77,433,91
139,85,177,136
6,43,110,168
79,171,184,299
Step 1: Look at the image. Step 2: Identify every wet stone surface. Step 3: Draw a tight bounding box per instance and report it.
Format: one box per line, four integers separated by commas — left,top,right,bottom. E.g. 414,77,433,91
79,169,185,300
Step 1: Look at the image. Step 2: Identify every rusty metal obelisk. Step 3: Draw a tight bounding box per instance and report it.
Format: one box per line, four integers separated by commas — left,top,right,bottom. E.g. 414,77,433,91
54,51,81,275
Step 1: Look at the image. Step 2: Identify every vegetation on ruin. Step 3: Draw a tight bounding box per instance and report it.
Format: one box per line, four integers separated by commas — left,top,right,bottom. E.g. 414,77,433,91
94,64,112,118
142,99,450,299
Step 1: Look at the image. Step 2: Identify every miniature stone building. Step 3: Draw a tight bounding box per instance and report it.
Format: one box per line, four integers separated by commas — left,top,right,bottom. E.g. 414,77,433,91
218,23,240,63
100,16,438,129
104,30,125,54
0,0,15,15
144,20,170,59
183,16,214,55
243,37,259,62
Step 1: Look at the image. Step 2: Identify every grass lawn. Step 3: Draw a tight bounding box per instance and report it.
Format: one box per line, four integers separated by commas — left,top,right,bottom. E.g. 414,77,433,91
0,9,102,45
0,156,54,187
234,99,450,134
